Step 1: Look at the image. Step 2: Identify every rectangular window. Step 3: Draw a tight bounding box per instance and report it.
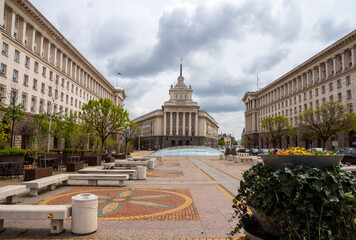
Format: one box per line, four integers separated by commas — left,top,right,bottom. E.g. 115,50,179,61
62,78,65,87
75,99,77,107
322,85,326,93
49,71,53,80
304,104,307,110
330,95,333,101
71,84,74,93
337,79,341,88
48,86,52,96
25,56,30,67
67,82,69,90
66,95,69,103
14,49,20,62
346,76,351,85
12,69,18,81
10,91,16,105
338,92,342,101
310,102,313,108
347,90,352,99
61,92,64,101
41,83,45,93
349,104,353,113
304,93,307,100
316,100,319,107
315,88,319,96
298,95,301,102
322,98,326,105
34,61,39,72
76,87,78,95
309,90,312,98
299,105,302,113
39,100,44,112
33,79,37,89
71,97,73,105
329,82,333,91
0,63,7,75
21,94,26,107
47,102,51,113
31,97,36,111
2,42,8,55
0,87,4,102
23,74,28,86
42,66,46,77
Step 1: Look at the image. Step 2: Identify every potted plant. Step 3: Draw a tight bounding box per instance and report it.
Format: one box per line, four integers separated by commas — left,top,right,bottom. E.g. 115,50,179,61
229,163,356,239
260,147,344,170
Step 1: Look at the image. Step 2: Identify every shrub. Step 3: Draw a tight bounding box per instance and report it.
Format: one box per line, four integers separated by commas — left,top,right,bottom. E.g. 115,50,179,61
230,163,356,239
231,148,237,155
62,148,79,153
225,148,231,155
0,147,26,156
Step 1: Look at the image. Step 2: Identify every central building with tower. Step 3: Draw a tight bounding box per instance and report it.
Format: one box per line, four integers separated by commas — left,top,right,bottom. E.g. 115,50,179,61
133,65,219,150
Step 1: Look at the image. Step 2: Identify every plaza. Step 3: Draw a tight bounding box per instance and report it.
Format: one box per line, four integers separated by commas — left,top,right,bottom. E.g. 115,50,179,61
0,152,249,239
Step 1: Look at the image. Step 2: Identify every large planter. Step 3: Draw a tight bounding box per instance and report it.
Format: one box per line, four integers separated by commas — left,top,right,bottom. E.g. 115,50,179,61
105,157,114,163
115,154,126,159
260,154,344,170
88,156,100,166
242,222,277,240
66,162,84,172
62,152,80,163
248,205,277,235
24,167,52,181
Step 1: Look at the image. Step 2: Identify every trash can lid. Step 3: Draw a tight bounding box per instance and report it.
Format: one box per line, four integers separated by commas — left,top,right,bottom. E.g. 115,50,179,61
71,193,97,202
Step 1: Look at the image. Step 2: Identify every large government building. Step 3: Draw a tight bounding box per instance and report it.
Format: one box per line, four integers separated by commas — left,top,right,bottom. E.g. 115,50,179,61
133,64,219,149
0,0,125,148
243,29,356,150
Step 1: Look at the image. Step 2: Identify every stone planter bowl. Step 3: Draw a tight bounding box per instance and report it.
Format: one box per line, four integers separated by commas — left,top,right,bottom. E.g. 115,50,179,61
260,154,344,170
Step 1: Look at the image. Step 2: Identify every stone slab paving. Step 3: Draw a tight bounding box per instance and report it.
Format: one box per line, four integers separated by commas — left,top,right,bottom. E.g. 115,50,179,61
0,155,246,240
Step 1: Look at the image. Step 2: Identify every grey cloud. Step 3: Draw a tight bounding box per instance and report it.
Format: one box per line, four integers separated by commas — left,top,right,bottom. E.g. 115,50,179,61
199,96,244,113
244,47,290,74
107,0,302,78
313,17,352,43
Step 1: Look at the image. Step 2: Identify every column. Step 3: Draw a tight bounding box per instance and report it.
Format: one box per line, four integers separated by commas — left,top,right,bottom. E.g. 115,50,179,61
318,65,322,81
195,112,198,137
63,55,67,74
39,35,44,57
170,112,173,136
312,68,315,83
351,47,355,67
182,112,185,135
332,57,336,75
47,42,51,62
188,113,192,136
163,112,166,136
73,63,77,81
53,47,57,67
175,112,178,136
31,28,36,51
0,0,4,27
341,52,345,71
21,21,27,44
58,51,62,70
306,73,309,87
10,11,16,37
325,62,328,79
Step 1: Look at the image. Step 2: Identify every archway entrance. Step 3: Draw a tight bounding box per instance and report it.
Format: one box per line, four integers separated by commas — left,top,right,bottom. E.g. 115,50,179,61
178,140,183,146
185,140,190,145
171,140,176,147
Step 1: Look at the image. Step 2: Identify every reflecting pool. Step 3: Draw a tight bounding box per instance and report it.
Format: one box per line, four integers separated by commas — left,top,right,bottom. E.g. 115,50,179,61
149,146,222,157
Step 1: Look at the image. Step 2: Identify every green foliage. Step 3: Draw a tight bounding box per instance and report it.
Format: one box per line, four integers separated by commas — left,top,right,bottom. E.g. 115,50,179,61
0,122,9,149
225,148,231,155
80,98,129,157
122,121,140,157
298,101,355,149
231,148,237,155
261,116,292,148
230,163,356,239
1,103,25,148
62,148,79,153
0,147,26,156
218,138,225,147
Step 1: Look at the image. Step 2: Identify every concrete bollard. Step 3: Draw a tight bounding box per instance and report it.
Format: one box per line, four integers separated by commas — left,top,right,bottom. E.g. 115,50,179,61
233,156,240,163
252,156,258,166
71,193,98,235
159,156,164,162
228,155,233,161
148,159,155,169
137,166,147,180
220,154,224,160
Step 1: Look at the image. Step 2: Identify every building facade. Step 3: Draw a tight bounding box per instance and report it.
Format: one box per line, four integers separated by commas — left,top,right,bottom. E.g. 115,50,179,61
243,29,356,150
133,65,219,149
0,0,125,148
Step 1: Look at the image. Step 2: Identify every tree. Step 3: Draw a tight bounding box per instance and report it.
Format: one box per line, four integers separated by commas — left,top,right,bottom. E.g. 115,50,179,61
298,101,356,149
1,102,25,148
80,98,129,158
218,137,225,147
0,122,9,149
122,121,141,157
261,116,292,148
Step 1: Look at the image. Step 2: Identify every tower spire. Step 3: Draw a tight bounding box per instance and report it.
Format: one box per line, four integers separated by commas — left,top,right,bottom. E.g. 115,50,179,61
180,58,183,76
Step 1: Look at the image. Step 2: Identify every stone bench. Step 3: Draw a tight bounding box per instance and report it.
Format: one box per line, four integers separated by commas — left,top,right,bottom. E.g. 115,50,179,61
22,174,69,196
115,160,154,169
68,174,128,186
237,153,250,157
103,162,115,169
341,166,356,172
78,168,137,180
0,185,27,204
0,205,71,234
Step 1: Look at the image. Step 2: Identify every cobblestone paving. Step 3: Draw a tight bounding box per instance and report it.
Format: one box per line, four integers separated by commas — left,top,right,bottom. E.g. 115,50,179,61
0,155,245,239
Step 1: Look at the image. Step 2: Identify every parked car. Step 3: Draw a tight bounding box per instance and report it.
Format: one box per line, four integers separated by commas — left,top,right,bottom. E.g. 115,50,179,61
237,148,246,153
250,148,259,155
338,148,356,164
257,149,270,155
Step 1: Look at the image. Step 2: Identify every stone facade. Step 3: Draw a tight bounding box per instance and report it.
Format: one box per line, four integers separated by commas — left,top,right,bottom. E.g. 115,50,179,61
243,29,356,150
133,64,219,149
0,0,125,148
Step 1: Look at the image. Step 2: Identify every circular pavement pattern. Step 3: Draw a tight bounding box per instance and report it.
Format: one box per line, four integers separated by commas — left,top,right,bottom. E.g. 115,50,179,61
38,187,199,221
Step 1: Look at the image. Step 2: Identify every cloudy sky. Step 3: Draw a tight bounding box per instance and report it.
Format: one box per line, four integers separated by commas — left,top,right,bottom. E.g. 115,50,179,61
30,0,356,140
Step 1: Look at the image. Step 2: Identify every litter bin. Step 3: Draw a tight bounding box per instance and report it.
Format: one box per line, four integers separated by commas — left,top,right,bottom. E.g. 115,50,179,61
137,166,146,180
148,159,155,169
71,193,98,235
